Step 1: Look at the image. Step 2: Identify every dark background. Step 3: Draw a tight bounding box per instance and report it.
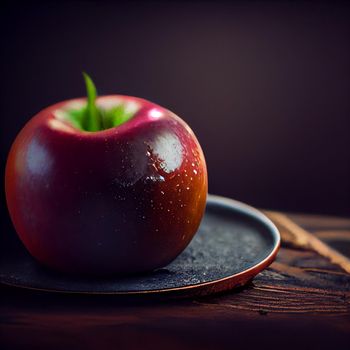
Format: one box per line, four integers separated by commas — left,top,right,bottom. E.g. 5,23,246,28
1,0,349,219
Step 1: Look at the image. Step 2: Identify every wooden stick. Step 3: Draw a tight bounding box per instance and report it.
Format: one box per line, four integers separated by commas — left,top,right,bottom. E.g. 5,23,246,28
266,211,350,274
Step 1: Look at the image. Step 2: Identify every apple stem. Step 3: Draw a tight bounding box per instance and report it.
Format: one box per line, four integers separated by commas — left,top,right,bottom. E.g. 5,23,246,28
82,72,101,132
61,74,137,132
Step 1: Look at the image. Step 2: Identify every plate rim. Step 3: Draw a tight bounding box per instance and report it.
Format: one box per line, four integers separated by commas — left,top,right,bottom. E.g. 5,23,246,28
0,194,281,296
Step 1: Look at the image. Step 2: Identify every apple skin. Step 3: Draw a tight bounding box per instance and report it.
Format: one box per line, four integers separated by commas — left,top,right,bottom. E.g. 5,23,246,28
5,95,208,275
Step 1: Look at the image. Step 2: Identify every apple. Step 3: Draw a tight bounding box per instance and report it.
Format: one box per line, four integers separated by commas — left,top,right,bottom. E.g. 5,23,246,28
5,74,208,275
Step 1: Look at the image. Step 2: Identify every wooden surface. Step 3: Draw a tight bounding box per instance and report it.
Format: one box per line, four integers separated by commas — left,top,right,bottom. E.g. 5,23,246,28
1,212,350,350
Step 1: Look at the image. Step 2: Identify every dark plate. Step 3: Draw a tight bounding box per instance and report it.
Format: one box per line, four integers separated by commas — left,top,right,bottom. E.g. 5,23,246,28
0,195,280,297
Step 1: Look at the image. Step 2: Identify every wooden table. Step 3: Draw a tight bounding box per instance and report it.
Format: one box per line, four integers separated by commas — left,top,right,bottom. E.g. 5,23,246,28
1,212,349,350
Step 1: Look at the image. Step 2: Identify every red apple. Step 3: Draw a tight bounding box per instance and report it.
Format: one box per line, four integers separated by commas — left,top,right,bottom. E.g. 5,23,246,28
5,74,208,275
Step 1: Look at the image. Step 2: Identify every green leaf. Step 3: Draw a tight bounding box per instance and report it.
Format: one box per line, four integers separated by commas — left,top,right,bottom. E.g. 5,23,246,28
66,109,85,130
105,105,134,127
